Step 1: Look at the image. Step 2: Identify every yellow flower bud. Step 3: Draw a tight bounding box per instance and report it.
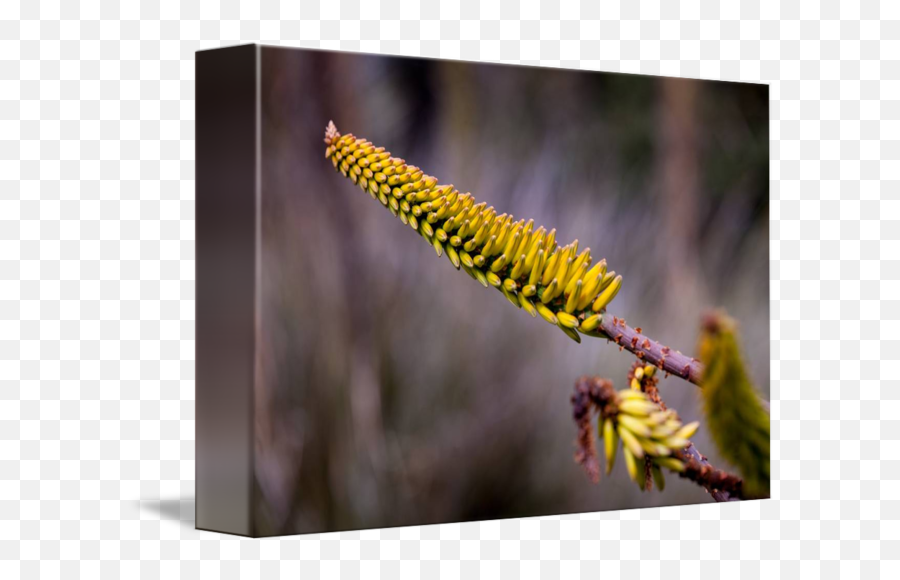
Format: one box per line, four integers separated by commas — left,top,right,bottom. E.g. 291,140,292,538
325,121,625,344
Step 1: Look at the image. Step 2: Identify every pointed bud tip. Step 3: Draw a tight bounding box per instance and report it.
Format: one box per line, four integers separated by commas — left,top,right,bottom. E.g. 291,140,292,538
324,120,340,144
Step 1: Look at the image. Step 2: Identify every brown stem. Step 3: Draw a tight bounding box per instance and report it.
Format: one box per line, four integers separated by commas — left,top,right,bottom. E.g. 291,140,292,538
599,313,704,386
608,316,771,415
674,445,743,501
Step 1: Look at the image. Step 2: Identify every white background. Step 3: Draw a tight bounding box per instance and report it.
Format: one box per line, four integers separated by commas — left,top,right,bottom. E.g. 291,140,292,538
3,0,897,578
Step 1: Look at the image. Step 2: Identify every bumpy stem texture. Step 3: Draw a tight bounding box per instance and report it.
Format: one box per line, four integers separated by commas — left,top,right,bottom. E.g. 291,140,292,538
674,444,743,501
600,314,704,386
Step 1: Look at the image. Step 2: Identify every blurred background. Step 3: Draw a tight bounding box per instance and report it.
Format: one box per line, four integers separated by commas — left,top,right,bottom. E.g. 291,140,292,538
255,46,768,536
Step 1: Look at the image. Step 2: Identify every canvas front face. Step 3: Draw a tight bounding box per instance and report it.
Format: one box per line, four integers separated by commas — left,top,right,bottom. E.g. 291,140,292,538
198,44,769,537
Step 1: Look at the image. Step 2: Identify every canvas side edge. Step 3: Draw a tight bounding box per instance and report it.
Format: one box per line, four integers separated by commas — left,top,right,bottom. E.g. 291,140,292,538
195,44,258,537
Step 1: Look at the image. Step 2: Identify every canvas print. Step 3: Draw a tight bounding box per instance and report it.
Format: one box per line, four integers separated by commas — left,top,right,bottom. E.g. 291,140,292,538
197,44,769,537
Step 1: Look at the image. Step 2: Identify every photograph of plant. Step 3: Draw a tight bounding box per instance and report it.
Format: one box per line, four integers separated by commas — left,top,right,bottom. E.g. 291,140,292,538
255,46,768,535
324,121,769,502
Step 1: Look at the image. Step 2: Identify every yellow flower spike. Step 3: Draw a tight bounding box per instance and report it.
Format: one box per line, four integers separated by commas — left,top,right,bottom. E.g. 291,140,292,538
556,311,579,329
518,293,537,317
547,276,566,301
490,254,509,273
540,279,559,304
493,223,511,253
544,228,557,251
474,269,489,288
618,399,657,416
630,377,642,390
643,364,656,378
661,437,689,451
459,251,474,269
502,229,521,258
469,223,487,247
434,202,451,220
565,280,582,313
618,426,645,459
484,217,499,239
636,457,649,490
446,245,461,269
634,367,644,380
580,313,601,332
639,438,671,457
565,260,588,294
650,424,679,439
591,275,623,312
513,230,531,260
535,303,558,325
480,235,497,257
603,418,617,475
510,254,528,280
618,414,652,438
521,218,535,237
598,270,616,291
653,457,685,473
324,122,625,338
558,323,582,343
501,286,520,308
571,248,591,274
622,447,639,483
651,463,666,492
554,258,572,292
541,250,561,286
524,233,544,270
674,421,700,441
528,249,545,286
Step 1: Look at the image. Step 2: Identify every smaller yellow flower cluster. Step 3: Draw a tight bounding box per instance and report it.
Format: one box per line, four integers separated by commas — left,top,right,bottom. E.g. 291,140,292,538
602,365,699,491
325,121,623,343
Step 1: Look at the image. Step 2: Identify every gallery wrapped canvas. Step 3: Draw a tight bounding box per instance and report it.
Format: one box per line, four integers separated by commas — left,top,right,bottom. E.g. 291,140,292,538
197,44,769,537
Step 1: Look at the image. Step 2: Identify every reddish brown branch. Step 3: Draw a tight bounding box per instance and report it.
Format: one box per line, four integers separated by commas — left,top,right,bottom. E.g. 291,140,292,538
674,445,743,501
571,377,610,483
600,313,705,386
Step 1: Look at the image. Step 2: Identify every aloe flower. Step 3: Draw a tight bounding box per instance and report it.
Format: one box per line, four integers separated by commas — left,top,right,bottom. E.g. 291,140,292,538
324,121,622,343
